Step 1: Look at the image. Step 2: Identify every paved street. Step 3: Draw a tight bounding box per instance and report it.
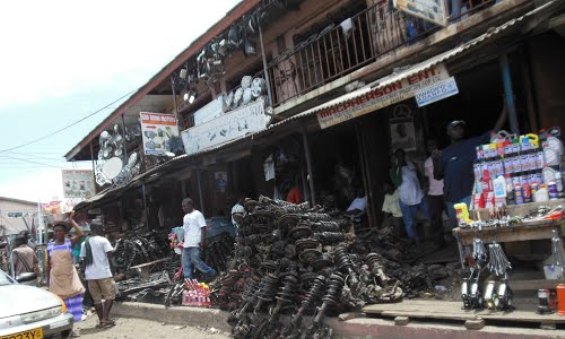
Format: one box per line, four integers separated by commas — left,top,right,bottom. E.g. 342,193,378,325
76,315,230,339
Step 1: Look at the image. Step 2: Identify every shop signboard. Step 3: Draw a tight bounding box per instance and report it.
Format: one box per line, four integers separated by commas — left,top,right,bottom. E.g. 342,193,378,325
317,63,450,129
193,95,225,126
415,76,459,107
393,0,449,27
62,169,95,199
181,98,269,156
139,112,180,156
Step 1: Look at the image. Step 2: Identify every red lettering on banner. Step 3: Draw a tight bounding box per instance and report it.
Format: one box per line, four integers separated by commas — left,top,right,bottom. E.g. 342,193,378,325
407,74,419,85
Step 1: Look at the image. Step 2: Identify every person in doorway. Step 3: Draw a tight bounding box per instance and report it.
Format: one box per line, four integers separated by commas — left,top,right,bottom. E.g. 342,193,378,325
11,231,39,277
391,149,429,244
181,198,217,281
346,188,367,217
231,196,246,234
47,216,85,337
286,183,304,204
80,220,116,329
433,104,507,228
425,140,446,249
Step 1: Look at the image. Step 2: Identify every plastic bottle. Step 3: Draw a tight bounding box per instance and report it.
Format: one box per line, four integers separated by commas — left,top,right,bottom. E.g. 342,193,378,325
481,170,493,193
505,174,515,205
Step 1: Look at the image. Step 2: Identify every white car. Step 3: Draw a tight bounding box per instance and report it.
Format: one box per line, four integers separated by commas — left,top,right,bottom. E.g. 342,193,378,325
0,269,74,339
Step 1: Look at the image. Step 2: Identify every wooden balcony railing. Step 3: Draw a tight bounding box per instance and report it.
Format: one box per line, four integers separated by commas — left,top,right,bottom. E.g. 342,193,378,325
266,0,504,107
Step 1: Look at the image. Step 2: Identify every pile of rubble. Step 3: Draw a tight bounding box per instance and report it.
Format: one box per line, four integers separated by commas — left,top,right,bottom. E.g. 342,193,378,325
210,196,454,339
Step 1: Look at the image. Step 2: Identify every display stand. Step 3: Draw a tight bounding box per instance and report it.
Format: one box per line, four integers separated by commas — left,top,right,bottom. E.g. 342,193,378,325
452,199,565,290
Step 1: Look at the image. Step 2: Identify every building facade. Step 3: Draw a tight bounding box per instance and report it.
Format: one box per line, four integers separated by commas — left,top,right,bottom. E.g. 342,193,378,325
66,0,565,233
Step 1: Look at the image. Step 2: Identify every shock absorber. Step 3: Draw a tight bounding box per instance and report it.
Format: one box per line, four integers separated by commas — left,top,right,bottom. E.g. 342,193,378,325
252,273,280,316
280,275,327,339
229,275,261,324
333,244,359,287
304,272,346,339
253,272,300,339
365,253,391,285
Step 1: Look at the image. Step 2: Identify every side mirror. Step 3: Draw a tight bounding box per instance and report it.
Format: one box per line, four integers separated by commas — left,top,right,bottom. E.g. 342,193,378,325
16,272,37,283
0,241,7,249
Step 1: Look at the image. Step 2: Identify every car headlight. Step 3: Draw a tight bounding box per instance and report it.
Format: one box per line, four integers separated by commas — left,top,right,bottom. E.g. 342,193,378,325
20,306,62,323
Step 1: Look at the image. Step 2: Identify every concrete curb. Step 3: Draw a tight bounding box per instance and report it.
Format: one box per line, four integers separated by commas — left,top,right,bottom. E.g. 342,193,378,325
113,302,565,339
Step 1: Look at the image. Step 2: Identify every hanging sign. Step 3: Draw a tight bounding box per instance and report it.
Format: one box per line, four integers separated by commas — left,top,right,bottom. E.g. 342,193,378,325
393,0,449,27
317,64,450,129
415,76,459,107
181,98,269,156
62,169,95,199
140,112,180,156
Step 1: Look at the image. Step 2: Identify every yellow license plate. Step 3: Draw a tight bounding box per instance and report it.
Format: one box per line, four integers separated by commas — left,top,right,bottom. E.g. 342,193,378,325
0,328,43,339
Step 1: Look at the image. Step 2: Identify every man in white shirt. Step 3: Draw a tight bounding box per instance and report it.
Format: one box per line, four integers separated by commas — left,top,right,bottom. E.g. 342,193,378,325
80,221,115,329
425,140,446,248
346,189,367,216
181,198,217,280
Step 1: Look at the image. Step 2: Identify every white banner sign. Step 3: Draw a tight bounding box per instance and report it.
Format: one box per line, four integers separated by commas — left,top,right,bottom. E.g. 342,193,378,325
62,169,95,199
140,112,180,156
317,64,450,129
194,95,225,126
415,76,459,107
181,98,269,156
394,0,449,27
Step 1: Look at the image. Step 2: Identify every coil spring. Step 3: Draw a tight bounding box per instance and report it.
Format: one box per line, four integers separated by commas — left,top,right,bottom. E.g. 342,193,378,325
314,232,345,245
256,273,280,303
301,275,326,312
333,244,353,272
322,272,346,306
312,221,341,233
275,272,299,305
242,276,261,302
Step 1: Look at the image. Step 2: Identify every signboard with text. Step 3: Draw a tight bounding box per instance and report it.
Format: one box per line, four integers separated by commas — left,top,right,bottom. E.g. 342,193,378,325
181,98,269,156
394,0,449,27
140,112,180,156
415,76,459,107
62,169,95,199
317,63,450,129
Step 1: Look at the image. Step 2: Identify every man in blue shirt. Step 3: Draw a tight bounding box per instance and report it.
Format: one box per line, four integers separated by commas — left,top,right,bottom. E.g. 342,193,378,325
433,105,506,227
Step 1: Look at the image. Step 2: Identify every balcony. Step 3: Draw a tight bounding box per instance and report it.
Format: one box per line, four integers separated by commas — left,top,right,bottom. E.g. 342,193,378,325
266,0,509,108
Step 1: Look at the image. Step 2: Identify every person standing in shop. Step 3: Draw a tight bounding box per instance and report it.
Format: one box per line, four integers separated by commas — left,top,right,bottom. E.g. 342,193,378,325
433,104,507,228
390,149,429,244
424,140,446,249
181,198,217,281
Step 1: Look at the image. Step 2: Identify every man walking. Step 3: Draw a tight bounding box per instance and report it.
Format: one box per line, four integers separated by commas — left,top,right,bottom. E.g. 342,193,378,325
80,221,116,329
181,198,217,280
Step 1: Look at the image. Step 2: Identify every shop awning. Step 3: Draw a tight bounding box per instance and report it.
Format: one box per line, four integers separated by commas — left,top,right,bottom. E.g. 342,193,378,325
290,0,562,130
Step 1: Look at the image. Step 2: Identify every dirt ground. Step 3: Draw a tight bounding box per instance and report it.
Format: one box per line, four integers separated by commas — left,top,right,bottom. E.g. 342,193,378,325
76,314,230,339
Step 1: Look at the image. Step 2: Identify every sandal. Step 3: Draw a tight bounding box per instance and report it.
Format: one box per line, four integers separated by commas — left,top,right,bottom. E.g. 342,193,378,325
96,320,115,329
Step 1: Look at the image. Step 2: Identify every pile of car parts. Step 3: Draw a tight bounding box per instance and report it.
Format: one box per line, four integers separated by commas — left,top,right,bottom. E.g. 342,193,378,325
215,196,423,339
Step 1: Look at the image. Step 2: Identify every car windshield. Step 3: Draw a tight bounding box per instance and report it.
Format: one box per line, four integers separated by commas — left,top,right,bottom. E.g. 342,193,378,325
0,270,14,286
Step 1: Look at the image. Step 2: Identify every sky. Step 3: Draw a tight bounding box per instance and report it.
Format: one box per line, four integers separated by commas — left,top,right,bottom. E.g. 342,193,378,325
0,0,241,203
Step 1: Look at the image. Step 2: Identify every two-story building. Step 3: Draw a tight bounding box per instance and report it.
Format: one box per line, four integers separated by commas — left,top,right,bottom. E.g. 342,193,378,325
66,0,565,235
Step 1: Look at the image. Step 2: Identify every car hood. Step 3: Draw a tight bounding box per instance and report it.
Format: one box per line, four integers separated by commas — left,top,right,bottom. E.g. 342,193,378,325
0,285,61,318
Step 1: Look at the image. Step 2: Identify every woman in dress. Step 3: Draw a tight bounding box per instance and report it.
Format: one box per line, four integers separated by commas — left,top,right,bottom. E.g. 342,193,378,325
47,212,85,335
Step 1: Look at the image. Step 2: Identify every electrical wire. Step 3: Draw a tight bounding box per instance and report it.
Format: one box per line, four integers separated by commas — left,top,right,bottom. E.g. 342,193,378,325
0,154,66,169
0,89,137,154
